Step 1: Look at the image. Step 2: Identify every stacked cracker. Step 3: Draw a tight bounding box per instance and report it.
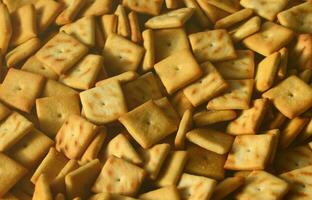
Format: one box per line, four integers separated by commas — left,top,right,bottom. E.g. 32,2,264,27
0,0,312,199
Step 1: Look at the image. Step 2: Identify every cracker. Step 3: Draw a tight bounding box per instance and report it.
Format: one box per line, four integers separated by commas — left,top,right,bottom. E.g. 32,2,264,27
60,16,95,47
0,153,28,197
128,11,142,43
139,186,180,200
59,54,103,90
21,56,59,80
8,128,54,169
226,98,268,135
95,71,139,87
0,102,11,122
189,29,236,62
10,4,37,47
298,119,312,143
0,3,12,54
169,91,194,117
80,80,128,124
102,34,145,76
119,100,178,148
214,50,255,79
41,79,77,97
31,147,68,184
165,0,180,9
185,145,226,180
280,165,312,200
156,151,187,187
183,0,210,27
215,8,253,29
300,69,312,83
36,94,81,138
183,61,228,106
56,114,98,159
178,173,216,200
2,0,38,12
99,14,118,41
277,47,288,80
236,171,289,200
289,34,312,70
115,5,130,38
145,8,194,29
79,0,111,17
36,32,88,75
243,22,294,56
186,128,234,154
154,49,202,94
206,0,240,13
122,0,164,15
231,16,261,42
262,75,312,119
279,117,309,148
65,159,101,199
154,28,190,62
277,2,312,33
193,110,237,127
5,37,41,68
55,0,86,25
240,0,288,20
94,20,105,51
224,134,275,170
142,29,155,72
264,129,280,165
212,176,245,200
105,133,142,165
197,0,230,23
33,174,53,200
34,0,62,33
154,97,180,125
174,109,193,150
92,156,145,195
207,79,254,110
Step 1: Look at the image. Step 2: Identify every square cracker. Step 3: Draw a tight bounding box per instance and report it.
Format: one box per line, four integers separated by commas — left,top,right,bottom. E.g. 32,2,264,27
141,29,155,72
154,97,180,126
0,68,45,113
224,134,275,170
119,101,178,148
41,79,77,97
21,56,58,80
262,75,312,119
0,3,12,54
128,11,142,43
154,49,202,95
0,153,28,197
169,91,194,117
36,94,81,138
183,61,228,106
189,29,236,62
175,109,193,149
92,156,145,196
95,71,139,87
226,98,268,135
59,54,103,90
215,8,253,29
55,0,86,25
139,186,180,200
240,0,288,21
206,0,240,13
154,28,190,62
214,50,255,79
10,4,37,47
8,128,54,169
114,5,131,38
79,0,111,17
193,110,237,127
122,72,163,109
0,112,33,151
289,34,312,71
102,34,144,76
230,16,261,42
36,32,88,75
177,173,216,200
207,79,254,110
80,80,128,124
212,176,245,200
183,0,211,28
277,2,312,34
236,171,289,200
122,0,164,15
145,7,194,29
185,145,226,180
32,174,53,200
243,22,294,56
55,114,98,160
196,0,230,24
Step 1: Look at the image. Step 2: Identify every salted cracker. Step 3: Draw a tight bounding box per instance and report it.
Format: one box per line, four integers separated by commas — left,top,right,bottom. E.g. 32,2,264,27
289,34,312,70
212,176,245,200
231,16,261,42
197,0,230,23
128,11,142,43
21,56,58,80
0,3,12,54
79,0,111,17
99,14,118,41
170,91,194,117
139,186,180,200
154,97,180,126
142,29,155,72
277,47,288,79
183,0,210,27
33,174,53,200
122,0,164,15
55,0,86,25
193,110,237,127
215,8,253,29
41,79,77,97
174,109,193,150
115,5,130,38
95,71,139,87
206,0,240,13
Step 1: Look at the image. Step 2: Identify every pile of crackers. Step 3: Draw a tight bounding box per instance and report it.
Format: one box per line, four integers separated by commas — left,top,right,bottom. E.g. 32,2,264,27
0,0,312,199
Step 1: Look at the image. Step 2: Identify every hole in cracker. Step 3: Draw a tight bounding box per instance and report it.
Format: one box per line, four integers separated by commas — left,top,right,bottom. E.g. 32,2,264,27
16,86,22,91
247,149,251,153
209,43,214,47
40,66,45,70
256,187,261,191
57,113,62,118
116,178,121,182
101,102,106,106
118,56,122,60
174,66,180,71
166,42,172,47
288,93,294,97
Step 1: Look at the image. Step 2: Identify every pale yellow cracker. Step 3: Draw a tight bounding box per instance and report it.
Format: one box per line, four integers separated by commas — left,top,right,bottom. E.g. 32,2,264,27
56,114,98,160
174,109,193,150
289,34,312,70
206,0,240,13
197,0,230,23
42,79,77,97
183,61,228,106
128,11,142,43
189,29,236,62
55,0,86,25
154,49,202,94
214,50,255,79
6,37,41,68
115,5,130,38
35,0,62,33
36,32,88,75
243,22,294,56
59,54,103,90
99,14,118,41
231,16,261,42
92,156,146,196
122,0,164,15
193,110,237,127
277,2,312,33
183,0,210,27
0,3,12,54
102,34,145,76
79,0,111,17
156,151,187,187
170,91,194,117
36,94,81,138
139,186,180,200
0,102,11,122
236,171,289,200
227,98,268,135
212,176,245,200
154,97,180,126
207,79,254,110
215,8,253,29
80,80,128,124
262,75,312,119
33,174,53,200
95,71,139,87
277,47,288,79
142,29,155,72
